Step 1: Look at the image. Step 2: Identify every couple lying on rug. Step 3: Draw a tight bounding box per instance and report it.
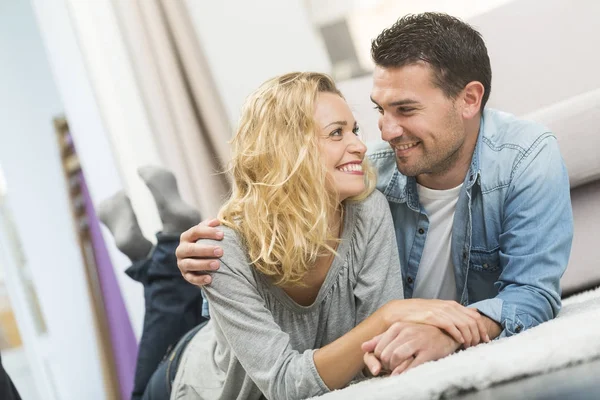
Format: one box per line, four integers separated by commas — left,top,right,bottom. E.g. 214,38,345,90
112,13,573,400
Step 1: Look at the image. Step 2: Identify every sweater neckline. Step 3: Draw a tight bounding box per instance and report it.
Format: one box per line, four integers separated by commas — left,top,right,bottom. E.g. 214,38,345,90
257,202,358,314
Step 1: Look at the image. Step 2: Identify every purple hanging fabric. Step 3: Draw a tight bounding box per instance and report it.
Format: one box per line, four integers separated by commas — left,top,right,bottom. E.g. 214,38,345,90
79,171,138,400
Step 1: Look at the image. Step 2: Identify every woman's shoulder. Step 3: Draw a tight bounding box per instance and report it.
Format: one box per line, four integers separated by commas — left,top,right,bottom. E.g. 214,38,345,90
362,189,388,206
196,225,250,272
344,190,394,250
349,189,390,222
195,224,242,248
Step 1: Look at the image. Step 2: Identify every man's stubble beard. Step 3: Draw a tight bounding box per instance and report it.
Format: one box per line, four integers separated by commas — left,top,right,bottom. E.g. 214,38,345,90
395,111,465,179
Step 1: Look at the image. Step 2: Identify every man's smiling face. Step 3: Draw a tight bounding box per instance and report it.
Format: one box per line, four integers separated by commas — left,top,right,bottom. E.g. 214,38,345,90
370,62,467,180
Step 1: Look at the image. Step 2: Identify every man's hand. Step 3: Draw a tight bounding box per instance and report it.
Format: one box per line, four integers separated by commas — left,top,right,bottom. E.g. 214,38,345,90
381,299,490,348
175,218,224,286
362,322,461,376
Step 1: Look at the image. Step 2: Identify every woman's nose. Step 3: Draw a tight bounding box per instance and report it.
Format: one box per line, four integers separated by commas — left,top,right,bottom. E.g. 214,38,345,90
347,134,367,155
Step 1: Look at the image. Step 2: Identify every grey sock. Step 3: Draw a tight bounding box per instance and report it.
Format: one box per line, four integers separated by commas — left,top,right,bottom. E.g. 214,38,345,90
138,166,201,234
98,191,153,262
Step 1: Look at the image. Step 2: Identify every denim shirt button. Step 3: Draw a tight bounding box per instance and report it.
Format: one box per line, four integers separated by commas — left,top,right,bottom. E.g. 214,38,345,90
483,263,489,269
462,251,467,260
407,276,414,285
515,325,522,333
418,228,425,235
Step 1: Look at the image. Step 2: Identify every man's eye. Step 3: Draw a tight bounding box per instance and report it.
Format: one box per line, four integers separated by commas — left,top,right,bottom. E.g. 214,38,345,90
398,107,415,113
373,106,383,114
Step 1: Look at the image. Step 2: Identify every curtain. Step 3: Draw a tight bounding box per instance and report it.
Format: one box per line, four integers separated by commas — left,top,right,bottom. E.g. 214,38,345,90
111,0,231,218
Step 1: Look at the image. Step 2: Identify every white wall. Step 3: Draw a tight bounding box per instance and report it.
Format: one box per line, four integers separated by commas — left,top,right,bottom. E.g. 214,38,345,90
471,0,600,115
306,0,516,73
0,0,106,399
185,0,332,125
31,0,147,340
338,75,382,144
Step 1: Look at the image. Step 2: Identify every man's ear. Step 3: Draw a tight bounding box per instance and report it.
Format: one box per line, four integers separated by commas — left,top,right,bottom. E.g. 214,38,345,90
461,81,485,119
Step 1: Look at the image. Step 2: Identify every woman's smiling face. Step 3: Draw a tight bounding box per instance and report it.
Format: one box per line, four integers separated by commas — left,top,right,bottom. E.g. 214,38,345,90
314,92,368,202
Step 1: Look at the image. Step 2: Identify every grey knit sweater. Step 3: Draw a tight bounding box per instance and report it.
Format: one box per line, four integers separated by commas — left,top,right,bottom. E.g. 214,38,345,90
171,190,403,400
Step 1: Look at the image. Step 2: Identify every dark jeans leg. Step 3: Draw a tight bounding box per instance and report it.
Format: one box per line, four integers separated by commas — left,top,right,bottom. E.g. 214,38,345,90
140,321,207,400
128,232,206,400
0,352,21,400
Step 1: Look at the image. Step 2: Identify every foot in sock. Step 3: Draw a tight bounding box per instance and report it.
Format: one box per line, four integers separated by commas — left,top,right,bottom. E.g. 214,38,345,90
98,191,153,262
138,166,201,234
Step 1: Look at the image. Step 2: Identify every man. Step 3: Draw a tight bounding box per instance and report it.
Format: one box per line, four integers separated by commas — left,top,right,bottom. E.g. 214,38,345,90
175,13,573,375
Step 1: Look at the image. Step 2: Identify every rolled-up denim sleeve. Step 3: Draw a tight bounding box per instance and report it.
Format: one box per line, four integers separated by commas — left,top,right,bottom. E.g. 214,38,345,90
470,134,573,338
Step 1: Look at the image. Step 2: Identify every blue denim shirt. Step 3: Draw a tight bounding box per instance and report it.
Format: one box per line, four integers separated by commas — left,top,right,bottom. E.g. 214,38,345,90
367,108,573,337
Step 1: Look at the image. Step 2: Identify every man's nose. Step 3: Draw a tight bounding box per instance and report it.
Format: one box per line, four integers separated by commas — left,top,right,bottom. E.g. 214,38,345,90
379,116,403,143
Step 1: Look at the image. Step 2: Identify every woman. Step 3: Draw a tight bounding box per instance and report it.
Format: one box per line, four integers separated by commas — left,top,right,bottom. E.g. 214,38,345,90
138,72,482,400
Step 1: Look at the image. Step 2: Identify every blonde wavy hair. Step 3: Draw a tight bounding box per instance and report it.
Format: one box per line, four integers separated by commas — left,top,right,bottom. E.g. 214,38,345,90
219,72,376,286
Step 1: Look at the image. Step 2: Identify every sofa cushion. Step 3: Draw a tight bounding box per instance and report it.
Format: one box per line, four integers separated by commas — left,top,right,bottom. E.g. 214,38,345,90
561,179,600,296
524,89,600,189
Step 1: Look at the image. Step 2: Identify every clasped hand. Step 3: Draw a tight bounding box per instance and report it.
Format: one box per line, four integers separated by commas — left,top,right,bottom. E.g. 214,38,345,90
363,299,490,376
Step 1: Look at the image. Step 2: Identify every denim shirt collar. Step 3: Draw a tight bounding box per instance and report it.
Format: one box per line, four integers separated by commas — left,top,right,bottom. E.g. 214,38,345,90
466,114,484,190
386,113,486,209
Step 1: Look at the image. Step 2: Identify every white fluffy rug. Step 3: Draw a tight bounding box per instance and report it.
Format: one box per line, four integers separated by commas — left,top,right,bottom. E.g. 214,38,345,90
311,287,600,400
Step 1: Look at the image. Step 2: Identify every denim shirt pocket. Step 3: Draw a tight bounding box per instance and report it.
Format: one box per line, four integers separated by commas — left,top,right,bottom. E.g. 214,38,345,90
467,248,501,302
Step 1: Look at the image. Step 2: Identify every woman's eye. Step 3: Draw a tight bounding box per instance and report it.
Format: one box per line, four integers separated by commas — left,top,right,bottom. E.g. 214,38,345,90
373,106,383,114
352,126,360,136
329,129,343,140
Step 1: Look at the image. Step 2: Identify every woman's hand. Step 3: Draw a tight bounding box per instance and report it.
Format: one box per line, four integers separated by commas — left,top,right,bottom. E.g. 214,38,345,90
362,322,461,376
381,299,490,348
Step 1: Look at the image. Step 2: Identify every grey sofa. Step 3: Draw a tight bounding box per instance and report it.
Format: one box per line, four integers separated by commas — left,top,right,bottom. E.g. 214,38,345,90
531,92,600,297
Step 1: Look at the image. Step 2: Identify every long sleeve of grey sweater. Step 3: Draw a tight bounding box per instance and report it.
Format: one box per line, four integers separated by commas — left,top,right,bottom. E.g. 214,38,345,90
171,190,404,400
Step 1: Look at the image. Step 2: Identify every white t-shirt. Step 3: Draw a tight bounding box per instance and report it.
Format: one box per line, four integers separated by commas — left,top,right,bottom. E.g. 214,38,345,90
412,183,462,301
